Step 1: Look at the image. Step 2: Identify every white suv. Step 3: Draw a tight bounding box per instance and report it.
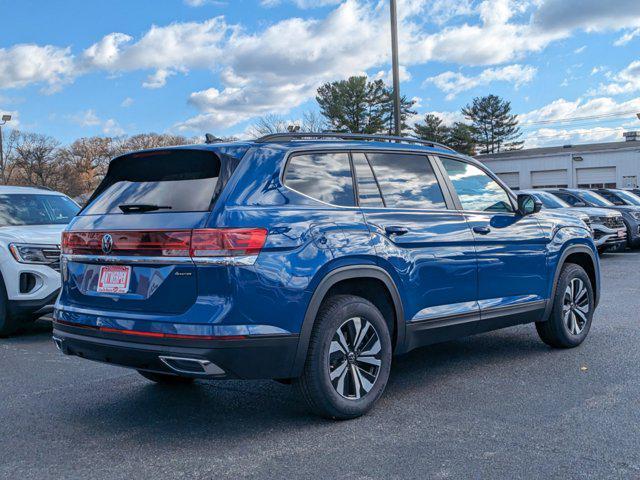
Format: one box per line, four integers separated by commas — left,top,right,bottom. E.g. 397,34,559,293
0,186,79,335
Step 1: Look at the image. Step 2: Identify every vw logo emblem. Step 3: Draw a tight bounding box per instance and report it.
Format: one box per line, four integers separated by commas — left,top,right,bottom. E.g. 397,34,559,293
101,234,113,254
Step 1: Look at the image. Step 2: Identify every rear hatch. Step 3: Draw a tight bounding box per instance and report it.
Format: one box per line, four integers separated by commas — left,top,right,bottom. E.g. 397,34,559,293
61,148,238,315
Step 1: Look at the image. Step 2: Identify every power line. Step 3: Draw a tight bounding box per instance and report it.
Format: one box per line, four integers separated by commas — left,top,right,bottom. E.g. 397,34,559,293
520,109,639,127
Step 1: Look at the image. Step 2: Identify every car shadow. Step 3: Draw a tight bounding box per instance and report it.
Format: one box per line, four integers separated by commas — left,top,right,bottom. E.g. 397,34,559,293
60,326,555,443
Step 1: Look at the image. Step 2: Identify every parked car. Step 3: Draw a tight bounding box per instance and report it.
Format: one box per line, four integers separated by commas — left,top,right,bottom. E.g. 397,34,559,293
546,188,640,249
0,186,80,336
520,190,626,253
593,188,640,208
53,134,600,419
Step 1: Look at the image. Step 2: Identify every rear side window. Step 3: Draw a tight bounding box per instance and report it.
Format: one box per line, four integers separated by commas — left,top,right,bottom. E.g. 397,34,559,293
352,153,384,207
440,157,513,213
83,150,221,215
284,153,355,206
366,153,446,209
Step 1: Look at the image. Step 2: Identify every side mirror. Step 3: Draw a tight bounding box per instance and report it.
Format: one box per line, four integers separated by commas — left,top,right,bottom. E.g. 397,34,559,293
517,194,542,216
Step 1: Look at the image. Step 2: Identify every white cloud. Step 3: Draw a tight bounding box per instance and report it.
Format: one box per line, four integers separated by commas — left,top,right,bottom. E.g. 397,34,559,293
519,96,640,125
574,45,586,54
532,0,640,33
425,64,536,99
69,109,124,136
142,68,177,89
592,60,640,96
120,97,134,107
373,65,412,84
0,44,75,92
614,27,640,46
524,126,629,148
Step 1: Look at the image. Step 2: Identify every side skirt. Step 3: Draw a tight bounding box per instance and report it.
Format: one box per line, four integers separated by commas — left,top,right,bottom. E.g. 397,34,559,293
404,300,547,353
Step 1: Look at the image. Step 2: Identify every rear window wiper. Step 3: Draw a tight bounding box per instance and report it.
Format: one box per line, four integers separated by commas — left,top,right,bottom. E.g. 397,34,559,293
118,204,173,214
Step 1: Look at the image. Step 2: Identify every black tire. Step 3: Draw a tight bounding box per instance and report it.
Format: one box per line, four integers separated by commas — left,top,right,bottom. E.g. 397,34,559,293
294,294,392,420
536,263,594,348
0,276,20,337
137,370,195,385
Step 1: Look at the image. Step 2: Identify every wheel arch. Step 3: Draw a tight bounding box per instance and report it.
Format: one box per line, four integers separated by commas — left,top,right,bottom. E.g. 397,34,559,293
290,265,405,378
543,244,599,322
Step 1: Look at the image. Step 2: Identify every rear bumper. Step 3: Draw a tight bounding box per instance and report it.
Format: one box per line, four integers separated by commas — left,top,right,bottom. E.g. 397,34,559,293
52,322,299,380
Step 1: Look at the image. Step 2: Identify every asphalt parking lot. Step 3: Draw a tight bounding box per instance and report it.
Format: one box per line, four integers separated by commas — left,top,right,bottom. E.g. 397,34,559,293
1,252,639,480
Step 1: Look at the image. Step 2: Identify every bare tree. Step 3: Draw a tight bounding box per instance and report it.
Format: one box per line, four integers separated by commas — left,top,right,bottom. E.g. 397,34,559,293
59,136,116,197
248,111,327,138
13,132,63,190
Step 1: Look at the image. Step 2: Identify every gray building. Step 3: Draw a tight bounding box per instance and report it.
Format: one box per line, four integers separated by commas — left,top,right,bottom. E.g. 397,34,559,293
477,131,640,190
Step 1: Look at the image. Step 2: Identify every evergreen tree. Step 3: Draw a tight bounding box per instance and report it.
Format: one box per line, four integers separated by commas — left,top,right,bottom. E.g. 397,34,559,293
413,114,449,143
316,76,388,133
461,95,523,154
446,122,477,156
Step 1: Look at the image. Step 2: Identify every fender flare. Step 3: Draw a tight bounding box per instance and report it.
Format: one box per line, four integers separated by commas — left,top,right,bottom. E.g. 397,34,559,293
289,265,405,377
542,244,599,321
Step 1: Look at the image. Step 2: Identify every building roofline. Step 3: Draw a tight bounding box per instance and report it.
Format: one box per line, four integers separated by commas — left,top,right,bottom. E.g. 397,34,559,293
476,139,640,160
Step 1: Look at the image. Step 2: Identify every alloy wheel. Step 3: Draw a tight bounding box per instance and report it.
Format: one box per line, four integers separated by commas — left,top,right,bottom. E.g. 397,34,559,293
563,277,590,335
328,317,382,399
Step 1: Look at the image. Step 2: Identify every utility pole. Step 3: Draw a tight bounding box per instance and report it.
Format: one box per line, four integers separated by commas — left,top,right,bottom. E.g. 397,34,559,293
0,115,11,176
389,0,402,136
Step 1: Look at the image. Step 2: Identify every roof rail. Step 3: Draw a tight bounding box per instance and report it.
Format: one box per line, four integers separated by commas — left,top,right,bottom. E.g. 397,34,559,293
254,132,456,152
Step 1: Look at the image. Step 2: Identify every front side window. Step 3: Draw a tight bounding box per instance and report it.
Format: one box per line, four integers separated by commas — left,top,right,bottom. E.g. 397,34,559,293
575,190,614,207
0,194,79,227
440,158,513,213
532,191,569,209
285,153,355,206
611,190,640,206
366,153,446,209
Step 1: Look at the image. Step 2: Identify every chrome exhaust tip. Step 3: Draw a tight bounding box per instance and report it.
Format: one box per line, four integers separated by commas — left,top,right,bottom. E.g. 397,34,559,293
159,356,225,376
52,336,64,352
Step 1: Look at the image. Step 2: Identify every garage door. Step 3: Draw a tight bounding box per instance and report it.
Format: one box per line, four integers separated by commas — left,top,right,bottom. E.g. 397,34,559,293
576,167,616,188
531,169,568,188
496,172,519,190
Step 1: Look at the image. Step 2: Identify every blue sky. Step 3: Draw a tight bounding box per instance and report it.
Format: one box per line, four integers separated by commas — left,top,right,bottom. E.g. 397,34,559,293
1,0,640,147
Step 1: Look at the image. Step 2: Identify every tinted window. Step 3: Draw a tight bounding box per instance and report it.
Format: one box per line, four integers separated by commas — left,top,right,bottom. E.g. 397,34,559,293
0,194,79,226
441,158,513,213
575,190,613,207
285,153,355,206
553,192,581,206
352,153,384,207
366,153,446,209
83,150,222,215
612,189,640,206
530,191,569,208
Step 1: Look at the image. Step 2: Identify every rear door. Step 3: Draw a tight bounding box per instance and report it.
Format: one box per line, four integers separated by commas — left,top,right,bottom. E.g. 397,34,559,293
436,156,548,324
354,151,479,332
62,149,230,314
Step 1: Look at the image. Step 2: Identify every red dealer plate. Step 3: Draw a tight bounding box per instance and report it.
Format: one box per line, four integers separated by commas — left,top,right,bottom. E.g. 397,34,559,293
618,229,626,238
97,266,132,294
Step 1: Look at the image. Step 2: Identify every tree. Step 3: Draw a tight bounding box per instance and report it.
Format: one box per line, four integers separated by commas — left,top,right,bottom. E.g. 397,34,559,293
446,122,477,156
413,114,449,143
382,94,417,135
316,76,389,133
461,95,523,154
0,129,20,185
59,137,117,197
13,132,64,190
248,111,328,138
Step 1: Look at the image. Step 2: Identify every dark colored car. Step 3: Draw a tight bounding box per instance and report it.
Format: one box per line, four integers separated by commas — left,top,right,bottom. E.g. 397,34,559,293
547,188,640,248
53,133,600,419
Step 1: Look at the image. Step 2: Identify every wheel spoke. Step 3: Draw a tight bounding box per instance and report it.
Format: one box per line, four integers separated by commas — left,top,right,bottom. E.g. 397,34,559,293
575,285,587,304
335,328,350,353
330,360,348,381
349,317,362,347
356,366,374,393
349,365,361,399
360,339,381,357
574,307,588,326
354,321,371,351
330,340,346,355
357,355,381,367
570,312,579,334
335,365,349,397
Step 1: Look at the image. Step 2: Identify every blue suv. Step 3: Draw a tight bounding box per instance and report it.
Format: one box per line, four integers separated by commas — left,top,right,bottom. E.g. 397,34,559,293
53,133,600,419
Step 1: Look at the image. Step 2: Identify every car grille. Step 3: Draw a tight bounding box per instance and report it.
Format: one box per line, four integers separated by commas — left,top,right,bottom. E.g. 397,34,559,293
593,216,624,229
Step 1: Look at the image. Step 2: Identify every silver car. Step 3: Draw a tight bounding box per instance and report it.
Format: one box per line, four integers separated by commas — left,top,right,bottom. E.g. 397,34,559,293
520,190,627,253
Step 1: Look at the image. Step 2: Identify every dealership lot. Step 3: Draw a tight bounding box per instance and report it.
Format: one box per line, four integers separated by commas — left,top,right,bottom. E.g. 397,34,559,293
1,252,639,479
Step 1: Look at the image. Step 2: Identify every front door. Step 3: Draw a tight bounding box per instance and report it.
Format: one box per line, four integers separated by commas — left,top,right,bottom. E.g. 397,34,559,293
436,156,548,327
352,151,479,347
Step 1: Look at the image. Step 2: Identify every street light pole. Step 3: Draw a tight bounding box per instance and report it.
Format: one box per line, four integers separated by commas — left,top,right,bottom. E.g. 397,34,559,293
0,115,12,179
389,0,402,136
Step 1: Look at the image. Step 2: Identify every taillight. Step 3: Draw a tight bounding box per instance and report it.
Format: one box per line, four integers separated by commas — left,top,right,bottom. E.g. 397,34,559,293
191,228,267,257
61,228,267,259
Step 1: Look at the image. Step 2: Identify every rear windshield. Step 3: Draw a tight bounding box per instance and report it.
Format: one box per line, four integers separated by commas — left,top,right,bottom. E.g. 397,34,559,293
83,150,222,215
0,194,79,226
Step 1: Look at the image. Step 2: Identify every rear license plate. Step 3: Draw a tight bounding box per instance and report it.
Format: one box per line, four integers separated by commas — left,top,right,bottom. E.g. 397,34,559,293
97,266,131,294
618,229,626,238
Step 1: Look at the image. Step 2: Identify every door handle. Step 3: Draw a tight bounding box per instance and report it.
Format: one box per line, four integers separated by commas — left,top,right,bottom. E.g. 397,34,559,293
473,226,491,235
385,225,409,236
